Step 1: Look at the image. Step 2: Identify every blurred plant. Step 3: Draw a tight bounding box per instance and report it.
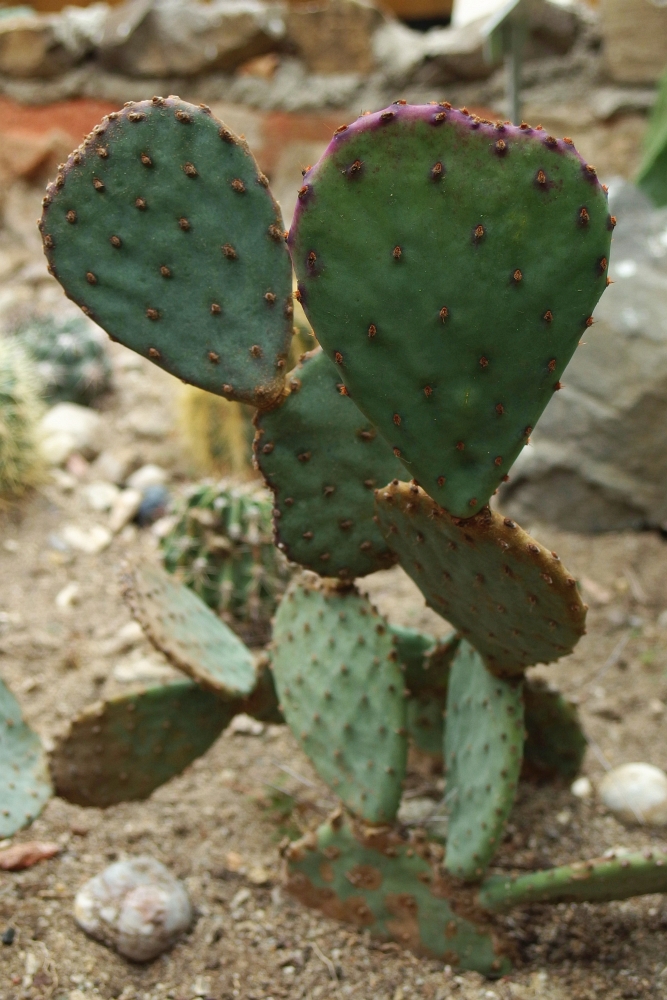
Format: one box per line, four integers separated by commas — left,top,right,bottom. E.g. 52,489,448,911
0,337,43,498
160,479,291,644
16,314,111,406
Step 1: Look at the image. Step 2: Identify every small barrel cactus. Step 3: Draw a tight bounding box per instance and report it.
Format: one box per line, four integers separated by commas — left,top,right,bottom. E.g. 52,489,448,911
177,386,256,478
0,337,43,497
160,480,290,644
16,314,111,406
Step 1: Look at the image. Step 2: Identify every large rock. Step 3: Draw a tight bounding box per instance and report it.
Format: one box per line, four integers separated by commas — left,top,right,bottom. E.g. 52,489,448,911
601,0,667,84
500,182,667,533
99,0,285,77
0,11,72,77
74,857,192,961
285,0,385,74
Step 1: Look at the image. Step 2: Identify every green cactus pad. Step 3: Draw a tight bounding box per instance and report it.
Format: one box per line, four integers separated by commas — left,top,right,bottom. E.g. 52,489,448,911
255,349,402,579
286,811,511,976
122,562,256,698
51,680,232,807
0,676,52,836
40,96,292,407
444,642,524,881
523,679,585,781
272,578,407,823
479,849,667,912
389,626,458,756
375,481,586,675
289,104,612,517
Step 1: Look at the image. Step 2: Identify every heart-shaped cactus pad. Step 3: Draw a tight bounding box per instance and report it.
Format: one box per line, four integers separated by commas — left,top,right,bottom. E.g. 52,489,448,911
289,103,613,517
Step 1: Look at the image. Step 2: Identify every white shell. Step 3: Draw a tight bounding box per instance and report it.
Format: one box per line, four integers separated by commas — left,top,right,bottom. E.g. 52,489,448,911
599,762,667,826
74,856,192,961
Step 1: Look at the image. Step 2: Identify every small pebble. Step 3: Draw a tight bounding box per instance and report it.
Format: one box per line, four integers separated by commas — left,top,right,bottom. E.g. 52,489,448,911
229,714,264,737
126,464,168,490
109,488,142,533
2,928,15,945
74,856,192,961
136,484,169,526
571,776,593,799
599,762,667,826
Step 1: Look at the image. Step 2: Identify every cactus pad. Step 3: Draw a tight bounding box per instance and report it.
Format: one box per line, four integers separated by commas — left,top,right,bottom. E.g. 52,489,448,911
289,104,612,516
444,642,524,880
122,563,256,698
255,349,402,579
40,97,292,407
0,676,51,836
272,578,407,823
390,626,458,756
286,811,511,976
523,679,585,781
51,681,232,807
375,481,586,674
479,849,667,912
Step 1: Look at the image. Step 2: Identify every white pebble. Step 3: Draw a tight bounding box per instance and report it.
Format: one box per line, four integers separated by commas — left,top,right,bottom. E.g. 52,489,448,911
126,464,168,490
74,857,192,961
55,581,80,609
599,762,667,826
83,480,120,512
109,488,142,533
62,523,112,554
571,776,593,799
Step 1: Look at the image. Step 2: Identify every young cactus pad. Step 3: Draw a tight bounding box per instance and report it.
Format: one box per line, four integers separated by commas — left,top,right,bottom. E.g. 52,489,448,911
255,348,403,579
122,563,256,698
51,681,233,807
272,578,408,823
375,481,586,675
286,811,511,976
289,104,613,517
40,97,293,407
0,676,51,837
444,642,524,881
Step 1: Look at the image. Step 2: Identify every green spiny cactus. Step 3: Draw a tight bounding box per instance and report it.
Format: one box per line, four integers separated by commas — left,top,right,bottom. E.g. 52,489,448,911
51,680,234,808
285,810,511,976
375,480,586,675
0,675,51,837
255,348,403,579
40,97,292,407
287,811,667,973
444,641,524,881
160,479,290,644
16,313,111,406
122,561,257,698
289,104,613,517
272,577,408,823
478,849,667,911
42,97,667,974
0,337,43,497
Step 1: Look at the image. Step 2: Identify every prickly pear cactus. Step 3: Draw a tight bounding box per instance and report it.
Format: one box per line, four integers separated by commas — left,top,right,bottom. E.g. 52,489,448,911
289,104,613,517
160,479,290,643
0,338,43,497
16,313,111,406
40,97,292,407
285,811,511,976
122,562,256,697
375,480,586,674
0,675,51,837
479,849,667,910
255,348,403,579
272,578,408,823
51,680,234,807
444,642,524,881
